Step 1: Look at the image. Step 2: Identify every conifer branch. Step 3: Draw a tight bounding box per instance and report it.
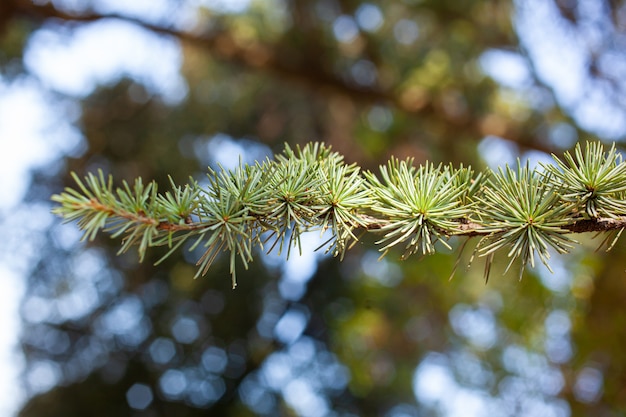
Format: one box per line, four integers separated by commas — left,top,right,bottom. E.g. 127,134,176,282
52,141,626,287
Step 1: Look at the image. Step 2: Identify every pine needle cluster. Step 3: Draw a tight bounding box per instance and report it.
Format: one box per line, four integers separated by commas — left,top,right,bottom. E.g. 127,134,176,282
52,141,626,287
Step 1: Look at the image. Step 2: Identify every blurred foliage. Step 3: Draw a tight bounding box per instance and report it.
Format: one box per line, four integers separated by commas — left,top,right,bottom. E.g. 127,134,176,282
2,0,626,416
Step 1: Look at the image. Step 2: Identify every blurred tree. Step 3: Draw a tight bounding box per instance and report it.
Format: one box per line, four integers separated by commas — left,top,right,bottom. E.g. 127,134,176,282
1,0,626,416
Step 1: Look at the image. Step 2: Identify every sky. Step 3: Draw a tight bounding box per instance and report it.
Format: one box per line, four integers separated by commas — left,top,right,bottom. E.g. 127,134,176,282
0,77,85,415
0,0,622,416
0,2,185,414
